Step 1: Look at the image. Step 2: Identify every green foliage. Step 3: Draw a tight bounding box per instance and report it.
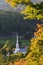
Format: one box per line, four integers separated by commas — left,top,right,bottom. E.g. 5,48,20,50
0,53,9,65
0,36,30,64
9,53,25,62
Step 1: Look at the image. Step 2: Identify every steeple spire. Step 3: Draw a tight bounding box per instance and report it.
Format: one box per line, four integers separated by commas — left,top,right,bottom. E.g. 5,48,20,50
14,33,20,53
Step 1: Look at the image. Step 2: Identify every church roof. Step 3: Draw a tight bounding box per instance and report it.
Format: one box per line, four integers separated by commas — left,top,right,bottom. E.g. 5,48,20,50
19,48,26,52
13,48,26,54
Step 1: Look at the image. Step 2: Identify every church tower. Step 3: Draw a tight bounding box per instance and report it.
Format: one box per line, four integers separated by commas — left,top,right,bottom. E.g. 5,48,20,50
14,33,20,53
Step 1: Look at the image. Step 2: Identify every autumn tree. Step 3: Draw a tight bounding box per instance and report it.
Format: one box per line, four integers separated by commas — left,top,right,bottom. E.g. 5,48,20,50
25,24,43,65
5,0,43,20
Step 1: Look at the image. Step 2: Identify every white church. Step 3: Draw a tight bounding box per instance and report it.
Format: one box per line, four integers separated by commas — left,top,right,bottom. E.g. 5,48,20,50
7,33,26,56
13,33,26,54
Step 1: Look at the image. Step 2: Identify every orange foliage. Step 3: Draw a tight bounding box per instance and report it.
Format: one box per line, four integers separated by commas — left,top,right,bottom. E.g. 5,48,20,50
34,23,43,36
9,59,27,65
9,62,13,65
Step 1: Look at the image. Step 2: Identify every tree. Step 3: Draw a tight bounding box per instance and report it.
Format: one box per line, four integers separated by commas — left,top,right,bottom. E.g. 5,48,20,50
0,53,9,65
5,0,31,7
25,24,43,65
5,0,43,20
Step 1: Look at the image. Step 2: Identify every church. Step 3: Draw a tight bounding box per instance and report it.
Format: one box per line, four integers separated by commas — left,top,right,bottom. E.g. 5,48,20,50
13,33,26,54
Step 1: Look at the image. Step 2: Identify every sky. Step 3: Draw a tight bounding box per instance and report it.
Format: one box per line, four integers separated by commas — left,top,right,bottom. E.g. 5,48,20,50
31,0,43,3
0,0,25,11
0,0,43,11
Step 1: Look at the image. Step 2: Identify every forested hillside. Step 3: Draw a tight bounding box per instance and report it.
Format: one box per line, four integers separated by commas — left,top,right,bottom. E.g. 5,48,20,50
0,10,43,38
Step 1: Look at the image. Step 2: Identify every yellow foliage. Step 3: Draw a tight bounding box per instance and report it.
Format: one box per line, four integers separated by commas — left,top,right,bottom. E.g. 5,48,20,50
5,0,22,7
5,0,43,20
21,5,41,20
39,55,43,65
25,24,43,65
5,0,17,7
24,0,30,3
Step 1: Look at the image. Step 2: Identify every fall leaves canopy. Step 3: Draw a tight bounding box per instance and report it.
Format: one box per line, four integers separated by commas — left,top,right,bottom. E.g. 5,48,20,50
5,0,43,20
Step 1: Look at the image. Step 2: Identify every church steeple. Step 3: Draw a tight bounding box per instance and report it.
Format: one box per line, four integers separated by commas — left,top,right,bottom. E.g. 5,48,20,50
14,33,20,53
13,33,26,54
16,33,19,48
